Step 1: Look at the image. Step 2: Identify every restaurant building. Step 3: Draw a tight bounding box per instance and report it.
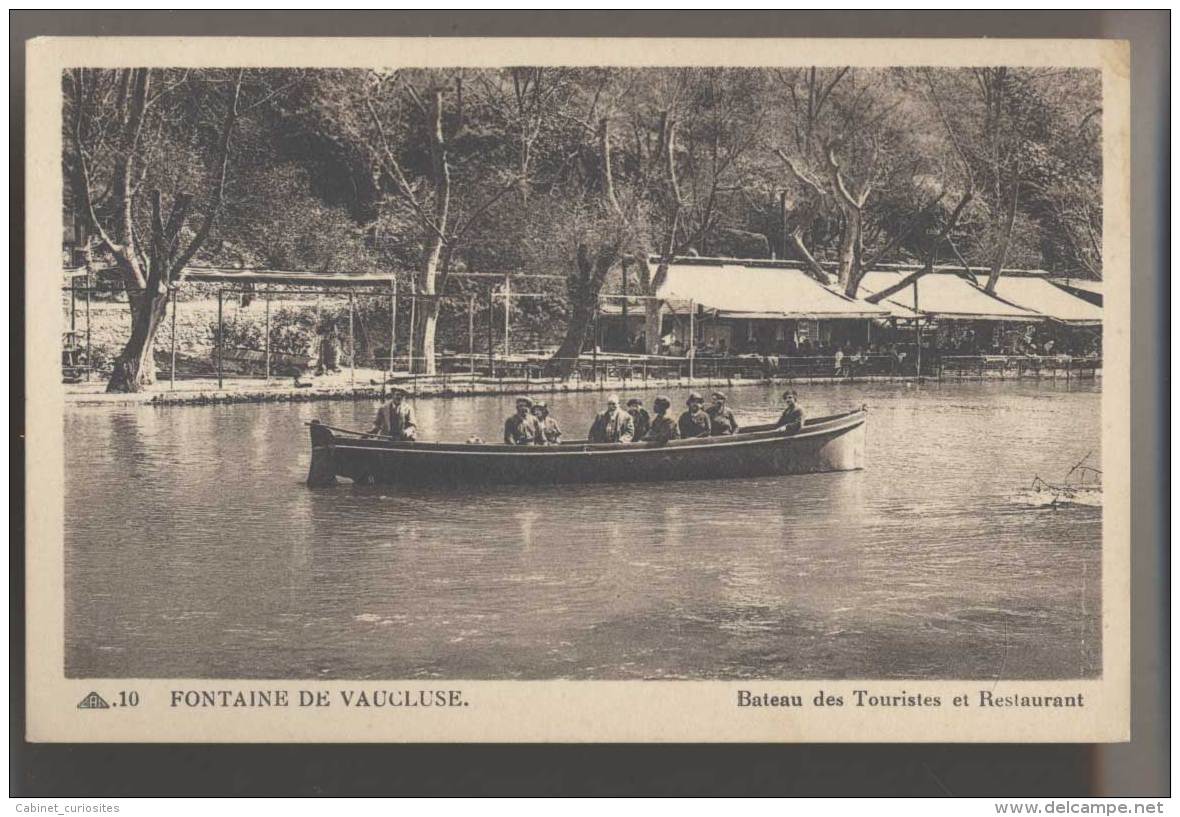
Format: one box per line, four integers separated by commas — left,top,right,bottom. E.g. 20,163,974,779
596,257,1102,358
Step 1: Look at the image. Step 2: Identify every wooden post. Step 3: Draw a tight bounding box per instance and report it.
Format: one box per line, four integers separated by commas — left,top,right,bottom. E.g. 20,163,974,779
688,299,695,381
348,292,355,387
468,294,476,380
915,319,923,380
408,294,416,374
84,277,91,382
216,289,224,390
69,281,76,333
487,287,495,375
390,278,397,376
620,259,629,343
912,278,921,381
170,289,177,391
263,286,271,383
592,297,599,382
503,274,511,359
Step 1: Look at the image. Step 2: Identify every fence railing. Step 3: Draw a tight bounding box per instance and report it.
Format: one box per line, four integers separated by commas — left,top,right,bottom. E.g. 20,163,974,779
75,343,1101,391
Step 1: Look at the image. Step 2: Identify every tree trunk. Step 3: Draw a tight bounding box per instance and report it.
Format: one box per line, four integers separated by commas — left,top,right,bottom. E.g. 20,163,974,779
411,228,446,374
644,298,662,355
985,183,1020,294
788,227,832,285
411,298,439,375
639,257,670,356
106,288,168,392
547,298,596,378
836,208,860,295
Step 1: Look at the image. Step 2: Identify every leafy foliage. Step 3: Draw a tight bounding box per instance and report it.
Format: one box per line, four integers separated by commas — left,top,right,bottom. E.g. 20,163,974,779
64,66,1104,380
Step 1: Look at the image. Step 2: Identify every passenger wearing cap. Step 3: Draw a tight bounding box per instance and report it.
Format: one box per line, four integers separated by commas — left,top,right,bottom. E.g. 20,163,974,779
625,397,651,442
705,391,739,436
777,390,805,435
531,401,562,445
588,394,635,444
370,387,417,441
677,392,712,439
646,396,679,444
504,397,544,445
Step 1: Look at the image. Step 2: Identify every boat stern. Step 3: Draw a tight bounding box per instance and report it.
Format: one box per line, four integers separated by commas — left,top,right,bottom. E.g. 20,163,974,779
820,411,866,471
306,420,338,486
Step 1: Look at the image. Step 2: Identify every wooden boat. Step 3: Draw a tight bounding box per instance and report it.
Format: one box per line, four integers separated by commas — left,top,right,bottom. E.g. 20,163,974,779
307,408,866,487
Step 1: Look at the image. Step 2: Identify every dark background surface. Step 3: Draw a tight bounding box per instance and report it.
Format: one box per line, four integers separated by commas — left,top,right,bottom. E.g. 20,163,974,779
11,10,1168,797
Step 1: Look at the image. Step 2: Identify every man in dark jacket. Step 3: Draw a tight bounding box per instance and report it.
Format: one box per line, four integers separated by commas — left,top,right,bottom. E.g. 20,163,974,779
588,394,636,443
677,392,712,438
646,396,680,444
777,390,805,434
504,397,544,445
705,391,739,435
625,398,651,441
370,387,417,440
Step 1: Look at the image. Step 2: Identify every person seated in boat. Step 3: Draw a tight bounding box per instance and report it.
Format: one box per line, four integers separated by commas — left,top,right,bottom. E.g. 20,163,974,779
370,387,416,441
705,391,739,436
504,397,544,445
588,394,635,443
625,397,651,442
645,396,679,444
677,392,712,439
777,389,804,435
532,401,562,445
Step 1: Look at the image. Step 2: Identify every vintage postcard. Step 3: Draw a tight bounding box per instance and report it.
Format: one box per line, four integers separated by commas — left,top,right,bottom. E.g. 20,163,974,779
25,36,1129,742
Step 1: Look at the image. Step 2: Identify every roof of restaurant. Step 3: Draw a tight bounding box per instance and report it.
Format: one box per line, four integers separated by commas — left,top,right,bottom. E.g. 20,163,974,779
983,276,1103,325
654,262,890,320
857,270,1042,322
1047,279,1099,306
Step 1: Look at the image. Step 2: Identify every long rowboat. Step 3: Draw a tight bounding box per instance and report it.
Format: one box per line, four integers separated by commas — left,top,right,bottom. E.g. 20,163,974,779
307,408,866,486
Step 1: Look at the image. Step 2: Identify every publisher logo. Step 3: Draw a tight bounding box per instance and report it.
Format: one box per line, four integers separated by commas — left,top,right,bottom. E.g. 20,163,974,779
77,691,110,710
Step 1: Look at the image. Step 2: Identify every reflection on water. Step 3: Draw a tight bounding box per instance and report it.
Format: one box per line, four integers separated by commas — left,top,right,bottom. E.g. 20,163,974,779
65,380,1101,680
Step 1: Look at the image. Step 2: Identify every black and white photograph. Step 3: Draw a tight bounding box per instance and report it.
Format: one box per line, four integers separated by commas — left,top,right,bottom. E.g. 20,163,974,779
24,34,1132,744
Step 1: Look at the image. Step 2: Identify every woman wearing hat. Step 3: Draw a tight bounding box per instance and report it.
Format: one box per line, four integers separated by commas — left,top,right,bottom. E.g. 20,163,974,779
646,396,680,444
706,391,739,436
625,397,651,442
504,397,544,445
677,392,712,439
370,387,417,441
531,401,562,445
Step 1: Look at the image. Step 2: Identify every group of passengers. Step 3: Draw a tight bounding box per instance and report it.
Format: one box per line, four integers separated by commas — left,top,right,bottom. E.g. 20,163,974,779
369,385,804,445
504,390,804,446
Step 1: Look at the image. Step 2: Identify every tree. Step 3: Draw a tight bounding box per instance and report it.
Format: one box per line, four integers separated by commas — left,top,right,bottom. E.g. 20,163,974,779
65,68,249,392
631,69,766,353
541,112,642,376
773,68,947,298
346,68,556,373
864,68,978,305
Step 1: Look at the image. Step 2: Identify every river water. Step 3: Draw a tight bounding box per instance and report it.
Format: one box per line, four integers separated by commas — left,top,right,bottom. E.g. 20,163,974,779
65,380,1101,680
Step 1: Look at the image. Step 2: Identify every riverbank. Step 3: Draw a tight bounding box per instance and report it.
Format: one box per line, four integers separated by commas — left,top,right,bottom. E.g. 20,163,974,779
64,363,1101,406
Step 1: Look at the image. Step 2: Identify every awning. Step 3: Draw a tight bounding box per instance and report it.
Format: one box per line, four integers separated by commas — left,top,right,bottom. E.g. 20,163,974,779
1048,277,1103,307
1048,277,1102,296
982,277,1103,326
858,271,1042,321
655,263,890,320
